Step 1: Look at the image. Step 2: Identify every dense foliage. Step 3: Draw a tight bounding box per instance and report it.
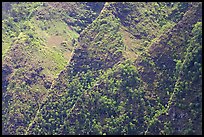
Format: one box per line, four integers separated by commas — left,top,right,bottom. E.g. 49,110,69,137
2,2,202,135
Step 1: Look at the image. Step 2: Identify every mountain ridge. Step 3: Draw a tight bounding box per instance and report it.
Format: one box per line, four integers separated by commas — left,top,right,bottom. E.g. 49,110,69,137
2,2,202,135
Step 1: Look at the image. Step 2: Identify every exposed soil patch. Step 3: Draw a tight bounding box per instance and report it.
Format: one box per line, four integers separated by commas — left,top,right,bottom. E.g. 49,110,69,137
47,35,64,47
120,28,139,60
63,50,72,60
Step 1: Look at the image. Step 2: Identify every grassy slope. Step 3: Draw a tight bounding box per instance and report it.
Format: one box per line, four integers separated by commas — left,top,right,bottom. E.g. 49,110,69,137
134,2,202,135
25,2,202,135
2,2,202,135
115,2,188,62
2,2,102,135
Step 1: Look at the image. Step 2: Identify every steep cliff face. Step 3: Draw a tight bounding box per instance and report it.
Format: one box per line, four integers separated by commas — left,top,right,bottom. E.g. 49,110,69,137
134,2,202,134
69,7,125,76
2,2,104,135
2,2,202,135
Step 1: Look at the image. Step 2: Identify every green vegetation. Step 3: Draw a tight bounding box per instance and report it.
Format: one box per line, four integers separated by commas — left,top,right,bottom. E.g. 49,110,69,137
2,2,202,135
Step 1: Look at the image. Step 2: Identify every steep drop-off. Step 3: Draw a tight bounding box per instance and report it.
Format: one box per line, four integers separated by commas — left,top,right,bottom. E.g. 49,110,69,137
2,2,202,135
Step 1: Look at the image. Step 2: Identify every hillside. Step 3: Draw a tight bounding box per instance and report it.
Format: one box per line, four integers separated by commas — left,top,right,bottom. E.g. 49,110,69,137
2,2,202,135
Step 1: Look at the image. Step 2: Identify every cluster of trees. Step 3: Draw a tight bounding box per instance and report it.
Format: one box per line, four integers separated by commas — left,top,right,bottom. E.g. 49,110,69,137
27,61,149,135
134,3,202,134
2,2,202,135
